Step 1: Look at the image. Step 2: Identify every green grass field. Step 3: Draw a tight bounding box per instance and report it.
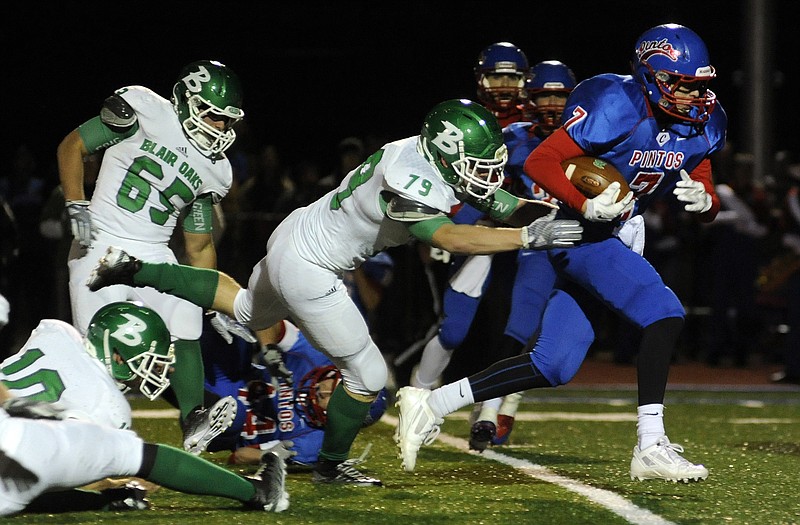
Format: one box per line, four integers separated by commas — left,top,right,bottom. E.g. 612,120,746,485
9,388,800,525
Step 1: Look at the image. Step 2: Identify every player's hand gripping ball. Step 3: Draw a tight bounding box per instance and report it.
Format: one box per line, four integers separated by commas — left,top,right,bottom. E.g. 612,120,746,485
561,156,630,202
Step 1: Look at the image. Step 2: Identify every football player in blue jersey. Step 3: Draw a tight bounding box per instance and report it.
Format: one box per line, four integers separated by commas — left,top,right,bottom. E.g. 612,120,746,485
200,319,388,468
397,24,724,483
412,61,577,450
474,42,531,127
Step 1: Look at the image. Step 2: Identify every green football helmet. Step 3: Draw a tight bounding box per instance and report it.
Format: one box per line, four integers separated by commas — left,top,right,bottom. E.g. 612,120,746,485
418,99,508,199
171,60,244,157
85,302,175,400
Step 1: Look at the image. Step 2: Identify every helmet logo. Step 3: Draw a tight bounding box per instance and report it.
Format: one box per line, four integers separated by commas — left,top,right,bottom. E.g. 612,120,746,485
181,65,212,94
636,38,680,63
431,120,464,155
109,313,148,346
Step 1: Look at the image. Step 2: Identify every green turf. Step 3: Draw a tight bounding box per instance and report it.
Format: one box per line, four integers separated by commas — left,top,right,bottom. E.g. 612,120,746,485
8,390,800,525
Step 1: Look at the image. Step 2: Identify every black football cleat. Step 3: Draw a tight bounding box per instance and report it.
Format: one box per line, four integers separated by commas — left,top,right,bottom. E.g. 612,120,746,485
86,246,143,291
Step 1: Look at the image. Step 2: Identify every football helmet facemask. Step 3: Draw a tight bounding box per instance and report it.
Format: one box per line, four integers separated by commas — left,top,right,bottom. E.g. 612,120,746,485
474,42,530,111
172,60,244,157
526,60,577,131
295,365,388,428
85,301,175,400
632,23,716,124
418,99,507,199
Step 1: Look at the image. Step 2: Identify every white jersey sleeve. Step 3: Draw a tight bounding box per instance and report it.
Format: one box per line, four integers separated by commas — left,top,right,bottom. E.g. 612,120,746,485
380,137,459,213
88,85,233,244
289,137,460,271
0,320,132,430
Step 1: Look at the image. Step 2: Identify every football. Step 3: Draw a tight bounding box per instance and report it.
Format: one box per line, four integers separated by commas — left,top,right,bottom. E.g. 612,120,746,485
561,156,630,202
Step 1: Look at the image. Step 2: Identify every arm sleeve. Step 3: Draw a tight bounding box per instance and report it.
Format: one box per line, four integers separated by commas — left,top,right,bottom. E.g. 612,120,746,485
182,194,215,234
78,116,138,155
466,189,520,222
407,216,452,244
523,127,588,212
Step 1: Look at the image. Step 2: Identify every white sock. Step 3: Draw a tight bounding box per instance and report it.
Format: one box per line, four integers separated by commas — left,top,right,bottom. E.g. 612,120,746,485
477,397,501,423
637,403,665,449
429,378,473,419
499,392,523,417
413,336,452,388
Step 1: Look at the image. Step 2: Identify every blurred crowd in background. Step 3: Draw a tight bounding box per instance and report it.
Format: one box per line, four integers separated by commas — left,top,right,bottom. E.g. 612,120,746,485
3,129,800,385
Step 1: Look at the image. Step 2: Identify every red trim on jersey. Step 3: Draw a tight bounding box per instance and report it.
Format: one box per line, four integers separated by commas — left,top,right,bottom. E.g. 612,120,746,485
688,158,720,222
523,127,588,212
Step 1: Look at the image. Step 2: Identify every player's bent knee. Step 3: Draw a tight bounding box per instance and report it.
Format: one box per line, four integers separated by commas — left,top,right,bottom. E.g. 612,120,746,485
338,344,387,396
534,290,595,386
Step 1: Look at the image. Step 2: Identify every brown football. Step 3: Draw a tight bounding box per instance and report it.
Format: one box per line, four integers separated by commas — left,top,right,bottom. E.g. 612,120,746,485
561,156,630,202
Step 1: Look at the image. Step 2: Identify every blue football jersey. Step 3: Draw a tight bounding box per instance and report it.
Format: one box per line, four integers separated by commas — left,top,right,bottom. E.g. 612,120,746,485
561,73,727,219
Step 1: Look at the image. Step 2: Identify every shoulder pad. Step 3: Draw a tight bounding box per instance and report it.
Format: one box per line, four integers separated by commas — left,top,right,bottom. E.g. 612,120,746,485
100,94,138,130
386,194,445,222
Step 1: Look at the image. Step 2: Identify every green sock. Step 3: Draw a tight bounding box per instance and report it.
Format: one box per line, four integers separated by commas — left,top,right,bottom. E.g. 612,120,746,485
135,262,218,310
318,384,371,462
148,444,254,502
171,339,205,419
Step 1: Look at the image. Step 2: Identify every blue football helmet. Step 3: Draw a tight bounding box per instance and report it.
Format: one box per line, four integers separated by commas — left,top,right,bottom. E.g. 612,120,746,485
526,60,577,130
632,23,716,123
474,42,530,111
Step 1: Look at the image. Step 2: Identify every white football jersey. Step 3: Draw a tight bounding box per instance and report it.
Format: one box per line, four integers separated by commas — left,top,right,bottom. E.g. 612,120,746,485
88,85,232,243
0,320,131,429
291,136,459,271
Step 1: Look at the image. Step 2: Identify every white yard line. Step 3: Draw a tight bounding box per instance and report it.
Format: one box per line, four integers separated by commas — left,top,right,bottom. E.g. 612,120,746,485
383,413,676,525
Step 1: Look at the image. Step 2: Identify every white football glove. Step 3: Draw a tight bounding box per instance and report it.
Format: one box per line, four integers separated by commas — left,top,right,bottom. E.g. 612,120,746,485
583,182,634,222
521,208,583,249
614,215,646,255
262,440,298,463
65,199,94,246
208,311,257,344
673,169,712,213
0,293,9,330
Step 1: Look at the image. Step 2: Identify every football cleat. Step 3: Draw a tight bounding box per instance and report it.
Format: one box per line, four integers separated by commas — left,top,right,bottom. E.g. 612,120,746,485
86,246,143,291
468,420,496,452
394,386,443,472
103,480,151,511
182,396,237,455
312,456,383,486
245,450,290,512
491,414,515,446
630,436,709,483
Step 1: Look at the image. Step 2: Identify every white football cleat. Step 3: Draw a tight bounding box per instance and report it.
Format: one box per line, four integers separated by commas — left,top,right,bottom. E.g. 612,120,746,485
395,386,443,472
182,396,237,455
630,436,709,483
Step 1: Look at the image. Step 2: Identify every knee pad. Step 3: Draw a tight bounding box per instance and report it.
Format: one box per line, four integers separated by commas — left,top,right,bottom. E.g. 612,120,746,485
336,343,387,396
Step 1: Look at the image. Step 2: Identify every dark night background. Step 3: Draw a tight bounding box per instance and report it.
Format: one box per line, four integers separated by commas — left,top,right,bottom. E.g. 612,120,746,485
3,1,800,374
7,1,799,169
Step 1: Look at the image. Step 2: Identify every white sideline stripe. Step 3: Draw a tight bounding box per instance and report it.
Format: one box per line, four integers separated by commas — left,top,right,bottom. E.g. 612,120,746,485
383,414,674,525
132,408,180,418
448,411,797,424
449,411,637,422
